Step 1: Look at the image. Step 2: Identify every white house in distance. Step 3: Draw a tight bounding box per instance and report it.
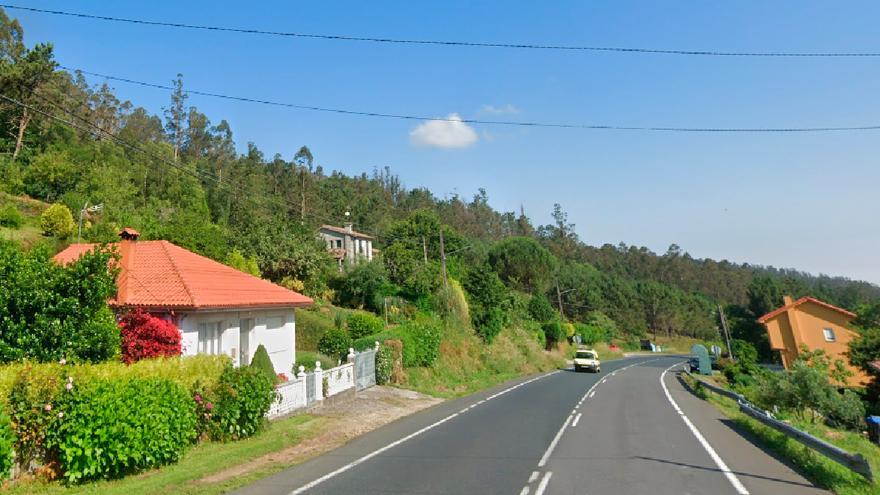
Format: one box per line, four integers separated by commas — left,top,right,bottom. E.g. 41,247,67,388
54,228,313,374
318,223,374,268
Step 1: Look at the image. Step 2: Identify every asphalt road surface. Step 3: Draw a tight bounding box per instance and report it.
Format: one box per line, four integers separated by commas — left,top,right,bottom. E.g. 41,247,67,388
235,355,827,495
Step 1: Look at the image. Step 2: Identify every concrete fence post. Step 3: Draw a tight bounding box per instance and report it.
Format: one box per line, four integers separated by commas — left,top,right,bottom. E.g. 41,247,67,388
375,341,380,351
315,361,323,401
347,347,356,364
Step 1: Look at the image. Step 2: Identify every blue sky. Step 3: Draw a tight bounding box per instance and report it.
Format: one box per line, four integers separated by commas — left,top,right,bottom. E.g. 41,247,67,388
11,1,880,283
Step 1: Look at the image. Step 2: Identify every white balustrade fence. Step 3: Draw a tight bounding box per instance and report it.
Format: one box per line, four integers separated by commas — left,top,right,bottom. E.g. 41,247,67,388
267,345,378,419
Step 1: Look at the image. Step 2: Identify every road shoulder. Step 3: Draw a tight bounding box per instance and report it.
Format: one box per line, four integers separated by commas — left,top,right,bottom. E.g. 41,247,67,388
665,369,829,494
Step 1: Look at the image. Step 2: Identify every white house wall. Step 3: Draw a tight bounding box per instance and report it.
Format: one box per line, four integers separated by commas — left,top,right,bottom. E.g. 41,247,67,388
176,308,296,376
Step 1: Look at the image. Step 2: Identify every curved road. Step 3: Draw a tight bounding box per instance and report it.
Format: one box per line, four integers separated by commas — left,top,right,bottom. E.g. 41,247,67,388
235,356,826,495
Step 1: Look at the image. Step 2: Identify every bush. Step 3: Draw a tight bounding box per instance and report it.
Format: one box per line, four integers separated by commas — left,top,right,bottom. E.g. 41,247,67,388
332,261,395,312
346,311,384,339
250,344,277,384
542,321,565,349
295,309,334,351
294,351,336,372
528,294,557,323
462,264,509,343
7,364,64,474
0,203,23,228
197,365,276,442
574,322,605,346
0,242,121,363
318,327,353,360
376,345,393,385
0,409,13,480
49,377,197,483
119,309,182,364
39,203,75,238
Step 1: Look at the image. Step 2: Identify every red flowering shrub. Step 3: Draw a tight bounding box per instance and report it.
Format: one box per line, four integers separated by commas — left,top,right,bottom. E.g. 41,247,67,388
119,309,182,364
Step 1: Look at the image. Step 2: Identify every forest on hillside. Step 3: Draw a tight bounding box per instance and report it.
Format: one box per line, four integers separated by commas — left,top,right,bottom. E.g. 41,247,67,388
2,8,879,361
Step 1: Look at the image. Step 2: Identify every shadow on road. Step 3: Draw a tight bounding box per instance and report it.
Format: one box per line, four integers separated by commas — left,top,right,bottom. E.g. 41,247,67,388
673,373,823,489
631,455,817,489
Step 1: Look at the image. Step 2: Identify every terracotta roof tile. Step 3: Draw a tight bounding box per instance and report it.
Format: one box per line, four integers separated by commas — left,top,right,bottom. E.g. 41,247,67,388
54,240,313,310
757,296,856,324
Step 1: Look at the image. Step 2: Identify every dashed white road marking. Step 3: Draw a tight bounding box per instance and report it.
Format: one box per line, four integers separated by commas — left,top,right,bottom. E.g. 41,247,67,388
534,471,553,495
660,363,750,495
571,413,582,427
519,486,530,495
287,370,559,495
588,391,595,398
528,470,540,483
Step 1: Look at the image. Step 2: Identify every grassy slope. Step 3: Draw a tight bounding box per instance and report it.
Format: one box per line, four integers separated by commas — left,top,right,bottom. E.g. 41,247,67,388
684,375,880,495
0,192,50,247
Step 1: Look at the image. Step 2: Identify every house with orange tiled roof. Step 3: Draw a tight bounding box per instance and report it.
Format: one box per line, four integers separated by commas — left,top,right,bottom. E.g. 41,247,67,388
758,295,868,387
54,228,313,375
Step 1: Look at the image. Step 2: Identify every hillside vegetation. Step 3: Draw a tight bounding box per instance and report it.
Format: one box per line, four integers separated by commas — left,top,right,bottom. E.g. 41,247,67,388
1,7,880,380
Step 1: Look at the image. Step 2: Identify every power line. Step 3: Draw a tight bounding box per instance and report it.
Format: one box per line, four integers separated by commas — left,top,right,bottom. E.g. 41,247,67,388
5,3,880,58
62,66,880,133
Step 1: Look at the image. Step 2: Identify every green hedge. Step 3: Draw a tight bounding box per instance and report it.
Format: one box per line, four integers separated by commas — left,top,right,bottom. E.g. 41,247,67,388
295,309,335,351
294,351,337,372
375,346,393,385
0,408,13,480
49,377,197,483
317,327,353,361
195,365,276,442
346,311,384,340
353,316,441,368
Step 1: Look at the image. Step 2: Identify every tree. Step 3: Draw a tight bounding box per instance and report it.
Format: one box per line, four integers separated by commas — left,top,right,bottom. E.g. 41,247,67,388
487,236,557,294
118,309,182,364
224,249,261,277
332,261,395,312
250,344,278,383
164,74,187,161
0,9,56,161
462,263,509,342
0,241,119,362
528,294,557,323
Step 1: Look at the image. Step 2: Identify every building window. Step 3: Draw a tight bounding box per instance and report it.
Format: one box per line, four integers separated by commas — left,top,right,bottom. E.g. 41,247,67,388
198,322,222,354
823,328,836,342
336,239,342,248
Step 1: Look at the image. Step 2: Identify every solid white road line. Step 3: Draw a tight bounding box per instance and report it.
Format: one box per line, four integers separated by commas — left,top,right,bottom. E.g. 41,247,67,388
660,363,750,495
588,391,595,398
538,413,573,467
287,370,559,495
519,486,530,495
534,471,553,495
571,413,582,427
528,470,540,483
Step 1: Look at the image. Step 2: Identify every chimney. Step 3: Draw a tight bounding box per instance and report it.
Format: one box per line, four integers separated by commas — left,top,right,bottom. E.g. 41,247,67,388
344,222,353,233
782,295,794,306
119,227,141,241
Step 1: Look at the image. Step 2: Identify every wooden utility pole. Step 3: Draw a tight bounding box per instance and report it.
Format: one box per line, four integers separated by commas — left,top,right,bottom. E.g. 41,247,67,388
421,236,428,264
439,229,448,289
556,281,564,320
718,304,735,361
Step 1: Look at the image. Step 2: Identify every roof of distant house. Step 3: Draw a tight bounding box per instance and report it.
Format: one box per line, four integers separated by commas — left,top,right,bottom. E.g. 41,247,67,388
319,224,373,239
869,361,880,374
757,296,856,324
54,234,313,311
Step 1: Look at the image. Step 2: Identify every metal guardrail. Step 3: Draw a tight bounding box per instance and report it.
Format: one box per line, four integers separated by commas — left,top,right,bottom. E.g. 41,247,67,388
683,369,874,482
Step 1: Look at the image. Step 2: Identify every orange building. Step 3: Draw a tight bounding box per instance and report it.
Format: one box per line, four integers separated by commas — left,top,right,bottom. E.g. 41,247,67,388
758,296,868,387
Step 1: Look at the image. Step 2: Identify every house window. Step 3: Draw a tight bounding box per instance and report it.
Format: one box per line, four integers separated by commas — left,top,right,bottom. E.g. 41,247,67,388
198,322,222,354
336,239,342,248
823,328,836,342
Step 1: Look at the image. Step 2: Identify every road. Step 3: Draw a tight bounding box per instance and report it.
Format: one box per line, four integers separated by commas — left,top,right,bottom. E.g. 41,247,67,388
235,356,826,495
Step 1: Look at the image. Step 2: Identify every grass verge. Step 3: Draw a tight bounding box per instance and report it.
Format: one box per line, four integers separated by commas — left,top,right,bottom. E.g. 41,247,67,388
4,414,330,495
683,374,880,495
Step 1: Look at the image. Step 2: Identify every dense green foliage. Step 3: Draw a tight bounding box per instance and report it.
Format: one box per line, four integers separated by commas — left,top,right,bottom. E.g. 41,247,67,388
317,327,353,361
294,351,336,373
375,345,393,385
39,203,75,238
49,377,197,483
331,261,394,312
462,264,509,342
542,321,565,349
0,408,12,480
346,311,384,339
0,203,22,228
0,241,120,363
488,237,557,294
250,344,277,384
196,365,276,442
528,294,557,323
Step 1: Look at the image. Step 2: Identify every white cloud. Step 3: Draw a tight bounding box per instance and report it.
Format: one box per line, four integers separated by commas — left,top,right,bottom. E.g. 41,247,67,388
409,113,478,149
480,103,520,115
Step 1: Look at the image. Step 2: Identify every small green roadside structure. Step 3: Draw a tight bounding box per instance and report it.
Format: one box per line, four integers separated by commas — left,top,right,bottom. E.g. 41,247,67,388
691,344,712,375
